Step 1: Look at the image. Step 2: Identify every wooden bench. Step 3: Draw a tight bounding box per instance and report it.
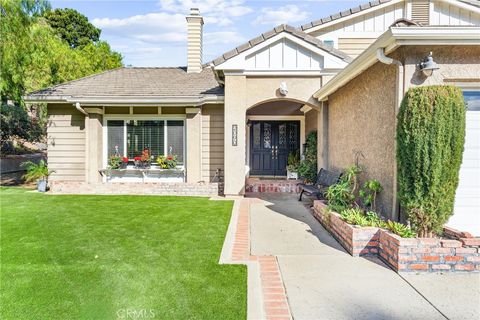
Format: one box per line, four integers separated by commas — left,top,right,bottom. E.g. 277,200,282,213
298,168,342,201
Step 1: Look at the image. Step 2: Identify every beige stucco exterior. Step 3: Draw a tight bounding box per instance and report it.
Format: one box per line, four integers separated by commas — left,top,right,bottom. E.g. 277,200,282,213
324,45,480,220
328,61,398,217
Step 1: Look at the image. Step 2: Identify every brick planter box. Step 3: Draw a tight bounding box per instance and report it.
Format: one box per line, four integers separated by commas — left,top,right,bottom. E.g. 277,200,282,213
312,201,380,256
312,200,480,273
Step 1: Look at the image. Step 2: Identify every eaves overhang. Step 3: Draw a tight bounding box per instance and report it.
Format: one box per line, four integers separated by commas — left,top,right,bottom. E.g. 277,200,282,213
313,26,480,101
23,94,225,107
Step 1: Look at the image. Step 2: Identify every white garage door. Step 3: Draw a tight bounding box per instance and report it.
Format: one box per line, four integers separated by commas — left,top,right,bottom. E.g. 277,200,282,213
448,91,480,236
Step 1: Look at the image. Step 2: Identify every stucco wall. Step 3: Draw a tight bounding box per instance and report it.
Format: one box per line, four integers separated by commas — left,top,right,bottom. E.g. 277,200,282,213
400,45,480,89
328,61,397,218
47,104,86,181
305,109,318,135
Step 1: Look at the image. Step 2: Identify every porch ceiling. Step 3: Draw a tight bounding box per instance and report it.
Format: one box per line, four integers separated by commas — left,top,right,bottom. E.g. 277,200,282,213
247,101,304,116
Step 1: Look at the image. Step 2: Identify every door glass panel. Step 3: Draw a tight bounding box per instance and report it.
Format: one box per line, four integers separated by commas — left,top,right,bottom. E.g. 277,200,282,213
263,123,272,149
278,123,286,148
289,123,298,150
253,123,261,148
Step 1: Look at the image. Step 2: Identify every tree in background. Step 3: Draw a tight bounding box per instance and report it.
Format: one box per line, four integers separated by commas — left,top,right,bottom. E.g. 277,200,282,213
397,85,466,237
43,8,100,48
0,0,122,151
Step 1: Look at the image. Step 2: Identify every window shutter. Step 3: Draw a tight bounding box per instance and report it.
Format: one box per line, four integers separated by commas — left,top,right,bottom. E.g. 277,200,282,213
107,120,124,156
167,120,184,164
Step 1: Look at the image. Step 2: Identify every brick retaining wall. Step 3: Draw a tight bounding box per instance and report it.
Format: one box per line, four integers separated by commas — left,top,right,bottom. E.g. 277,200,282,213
312,200,480,272
49,181,221,197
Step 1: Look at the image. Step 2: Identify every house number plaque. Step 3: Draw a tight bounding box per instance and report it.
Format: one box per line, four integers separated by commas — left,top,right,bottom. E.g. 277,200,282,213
232,124,238,146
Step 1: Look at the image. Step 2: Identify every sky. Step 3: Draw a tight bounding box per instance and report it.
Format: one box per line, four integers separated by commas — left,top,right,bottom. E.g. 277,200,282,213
50,0,367,67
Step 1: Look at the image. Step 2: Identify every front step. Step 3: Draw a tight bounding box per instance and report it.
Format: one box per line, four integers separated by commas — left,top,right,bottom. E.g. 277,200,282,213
245,177,301,193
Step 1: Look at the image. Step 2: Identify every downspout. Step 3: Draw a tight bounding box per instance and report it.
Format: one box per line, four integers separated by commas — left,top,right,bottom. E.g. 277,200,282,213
75,102,88,116
376,48,405,222
75,102,89,182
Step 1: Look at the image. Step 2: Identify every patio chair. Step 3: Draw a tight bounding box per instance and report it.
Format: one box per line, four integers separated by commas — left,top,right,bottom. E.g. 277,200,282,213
298,168,342,201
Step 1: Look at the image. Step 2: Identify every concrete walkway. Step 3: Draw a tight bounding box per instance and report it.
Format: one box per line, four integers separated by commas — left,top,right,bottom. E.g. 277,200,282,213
248,193,480,320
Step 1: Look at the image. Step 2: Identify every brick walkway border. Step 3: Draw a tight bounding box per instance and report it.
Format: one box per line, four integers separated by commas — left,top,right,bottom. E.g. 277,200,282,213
230,198,292,320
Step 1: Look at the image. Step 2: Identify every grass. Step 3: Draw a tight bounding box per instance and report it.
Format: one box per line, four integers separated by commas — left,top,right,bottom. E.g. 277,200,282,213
0,187,246,319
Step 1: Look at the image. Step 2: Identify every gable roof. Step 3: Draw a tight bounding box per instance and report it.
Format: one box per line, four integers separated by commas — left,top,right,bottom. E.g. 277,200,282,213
25,67,223,103
211,24,352,67
300,0,394,32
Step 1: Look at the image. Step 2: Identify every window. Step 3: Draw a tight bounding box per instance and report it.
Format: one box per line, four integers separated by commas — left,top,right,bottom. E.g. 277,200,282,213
323,40,334,48
106,119,185,164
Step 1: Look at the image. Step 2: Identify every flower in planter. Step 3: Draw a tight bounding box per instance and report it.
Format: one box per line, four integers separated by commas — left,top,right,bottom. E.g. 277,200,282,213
122,157,129,163
108,155,122,169
134,156,141,162
156,154,178,169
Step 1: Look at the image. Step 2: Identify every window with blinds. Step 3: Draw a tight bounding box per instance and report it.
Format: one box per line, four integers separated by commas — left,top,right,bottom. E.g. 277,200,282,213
106,119,185,164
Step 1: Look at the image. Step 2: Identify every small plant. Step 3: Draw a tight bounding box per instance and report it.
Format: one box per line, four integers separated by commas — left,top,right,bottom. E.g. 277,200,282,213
134,149,151,169
326,165,362,210
157,155,178,169
140,149,151,163
297,131,317,182
287,151,300,172
21,160,53,182
385,220,416,238
340,208,369,226
359,180,383,211
108,155,122,169
327,182,354,211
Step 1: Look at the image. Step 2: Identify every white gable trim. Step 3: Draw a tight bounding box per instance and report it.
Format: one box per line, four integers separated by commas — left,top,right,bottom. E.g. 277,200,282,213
304,0,404,34
214,32,348,72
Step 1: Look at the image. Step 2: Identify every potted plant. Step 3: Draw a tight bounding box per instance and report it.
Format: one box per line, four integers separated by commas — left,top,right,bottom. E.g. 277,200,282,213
135,149,151,169
120,156,129,169
286,151,300,179
108,155,122,169
21,160,54,192
156,154,178,169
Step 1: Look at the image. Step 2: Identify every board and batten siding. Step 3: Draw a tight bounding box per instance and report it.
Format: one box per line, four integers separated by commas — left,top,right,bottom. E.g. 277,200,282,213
201,104,224,181
338,38,376,59
47,104,86,181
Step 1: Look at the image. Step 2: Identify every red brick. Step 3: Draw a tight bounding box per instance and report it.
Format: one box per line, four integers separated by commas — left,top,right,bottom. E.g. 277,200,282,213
445,256,464,262
466,256,480,263
265,301,288,309
461,238,480,247
265,294,286,301
264,288,285,294
265,308,290,316
398,255,417,262
410,264,429,270
432,264,452,270
455,264,474,271
441,240,462,248
413,248,431,254
422,256,440,262
433,247,453,254
418,238,441,246
455,247,477,254
266,317,291,320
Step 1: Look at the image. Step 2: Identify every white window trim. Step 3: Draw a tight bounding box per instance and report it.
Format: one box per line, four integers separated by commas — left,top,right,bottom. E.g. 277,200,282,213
102,114,186,170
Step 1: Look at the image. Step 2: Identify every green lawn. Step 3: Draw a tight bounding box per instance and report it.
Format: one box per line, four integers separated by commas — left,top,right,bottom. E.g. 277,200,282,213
0,187,246,319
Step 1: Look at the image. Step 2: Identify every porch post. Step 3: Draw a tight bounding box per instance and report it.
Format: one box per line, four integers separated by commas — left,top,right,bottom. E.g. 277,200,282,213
186,107,201,183
224,75,247,195
84,108,103,184
317,101,329,170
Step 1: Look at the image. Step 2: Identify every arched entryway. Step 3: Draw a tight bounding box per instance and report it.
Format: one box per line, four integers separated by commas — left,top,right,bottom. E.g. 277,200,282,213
246,99,311,177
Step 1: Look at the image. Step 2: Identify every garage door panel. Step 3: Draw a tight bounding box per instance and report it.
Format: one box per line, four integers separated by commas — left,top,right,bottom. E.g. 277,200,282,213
449,91,480,236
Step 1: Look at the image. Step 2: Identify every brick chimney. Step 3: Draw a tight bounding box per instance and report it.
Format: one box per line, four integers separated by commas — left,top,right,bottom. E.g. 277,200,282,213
186,8,204,73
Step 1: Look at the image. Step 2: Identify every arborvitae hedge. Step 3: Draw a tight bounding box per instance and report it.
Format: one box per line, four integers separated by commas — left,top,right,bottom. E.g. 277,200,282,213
397,85,466,237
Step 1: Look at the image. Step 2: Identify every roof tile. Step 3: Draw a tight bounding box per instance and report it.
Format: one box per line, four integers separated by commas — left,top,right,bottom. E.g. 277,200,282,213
223,49,238,60
249,35,264,46
26,67,223,99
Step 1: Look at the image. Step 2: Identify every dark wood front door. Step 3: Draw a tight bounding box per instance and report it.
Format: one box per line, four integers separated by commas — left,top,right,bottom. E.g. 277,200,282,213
250,121,300,176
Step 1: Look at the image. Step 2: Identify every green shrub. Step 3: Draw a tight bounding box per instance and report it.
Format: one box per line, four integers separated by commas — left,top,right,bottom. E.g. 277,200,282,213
297,131,317,182
21,160,53,182
326,165,362,210
359,179,383,211
397,85,466,237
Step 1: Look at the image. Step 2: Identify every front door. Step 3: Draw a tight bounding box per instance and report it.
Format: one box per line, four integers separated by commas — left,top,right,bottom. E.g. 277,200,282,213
250,121,300,177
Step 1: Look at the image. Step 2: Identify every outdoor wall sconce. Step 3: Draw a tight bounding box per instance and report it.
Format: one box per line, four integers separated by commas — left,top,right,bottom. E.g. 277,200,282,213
279,81,288,96
419,52,439,77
